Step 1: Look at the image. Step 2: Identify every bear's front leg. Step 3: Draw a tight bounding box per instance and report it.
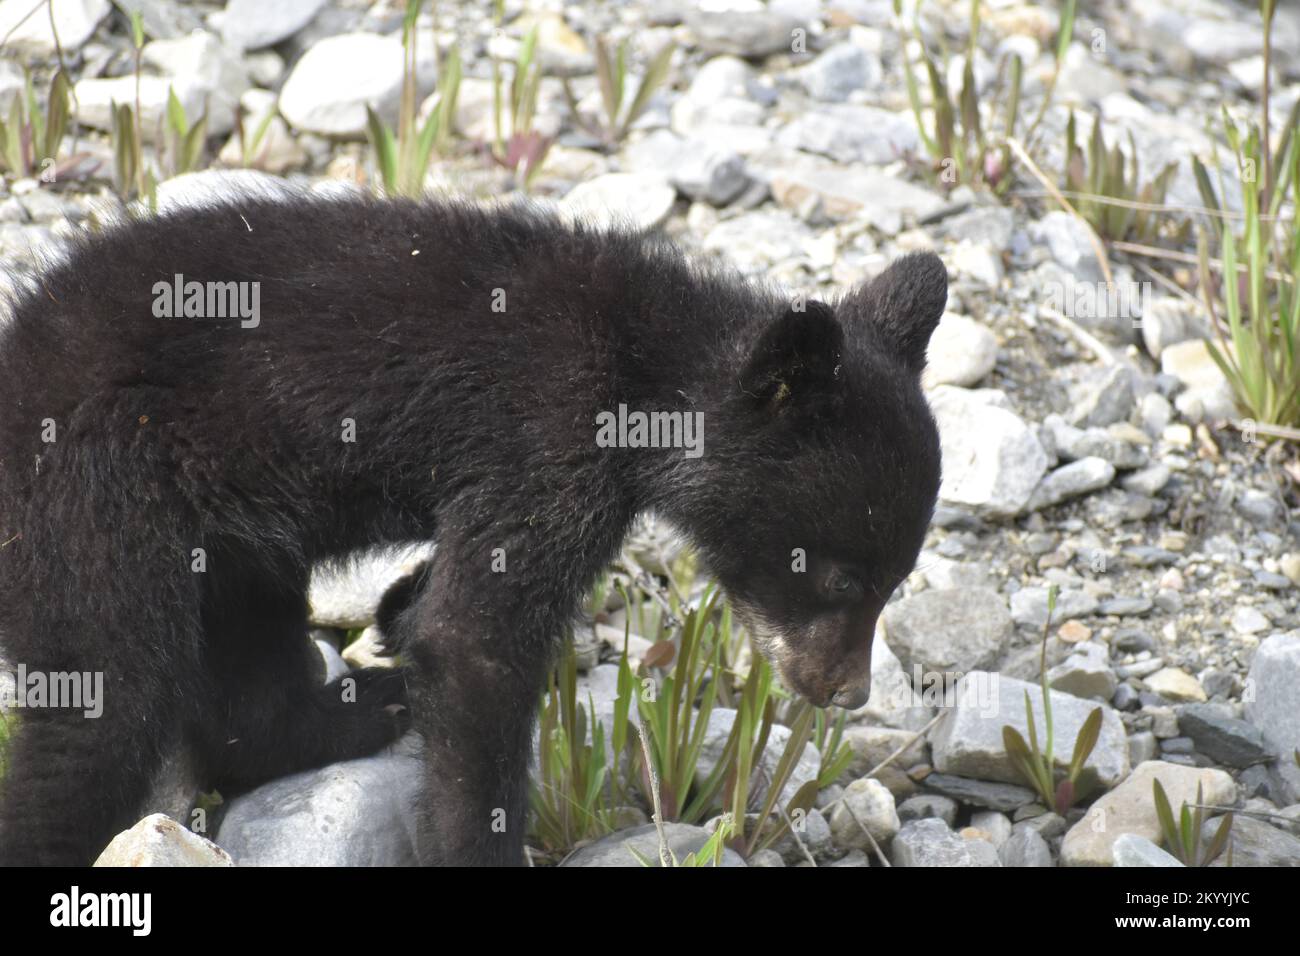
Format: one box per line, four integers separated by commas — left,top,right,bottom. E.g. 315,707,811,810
398,544,563,866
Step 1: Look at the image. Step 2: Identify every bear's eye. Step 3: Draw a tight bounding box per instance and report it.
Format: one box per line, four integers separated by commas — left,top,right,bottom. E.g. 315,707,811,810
824,567,861,599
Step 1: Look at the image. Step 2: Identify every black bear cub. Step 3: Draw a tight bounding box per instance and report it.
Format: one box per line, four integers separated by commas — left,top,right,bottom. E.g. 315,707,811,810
0,195,944,865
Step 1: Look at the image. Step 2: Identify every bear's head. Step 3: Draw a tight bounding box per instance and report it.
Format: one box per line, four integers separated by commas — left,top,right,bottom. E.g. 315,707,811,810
683,251,946,709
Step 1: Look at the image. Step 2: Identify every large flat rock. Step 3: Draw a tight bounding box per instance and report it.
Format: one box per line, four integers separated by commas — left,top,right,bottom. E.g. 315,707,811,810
930,672,1130,791
1060,760,1235,867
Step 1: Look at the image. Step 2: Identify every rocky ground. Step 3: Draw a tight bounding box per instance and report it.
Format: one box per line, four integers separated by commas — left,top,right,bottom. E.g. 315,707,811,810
1,0,1298,867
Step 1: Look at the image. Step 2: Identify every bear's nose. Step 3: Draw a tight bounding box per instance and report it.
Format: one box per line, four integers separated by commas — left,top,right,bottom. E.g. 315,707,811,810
830,680,871,710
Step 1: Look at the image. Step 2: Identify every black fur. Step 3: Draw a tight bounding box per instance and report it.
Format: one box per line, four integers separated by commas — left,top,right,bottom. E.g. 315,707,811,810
0,195,944,865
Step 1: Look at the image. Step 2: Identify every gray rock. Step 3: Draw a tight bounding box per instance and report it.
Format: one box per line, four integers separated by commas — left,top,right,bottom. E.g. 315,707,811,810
1145,667,1207,703
684,7,801,57
847,637,937,732
1143,704,1181,737
1010,587,1099,629
575,662,622,722
897,794,959,828
141,31,251,135
112,0,205,39
930,672,1130,789
74,76,207,143
922,313,999,388
1112,832,1185,867
970,810,1013,849
771,806,833,862
95,814,233,867
703,208,817,273
1098,596,1154,617
671,96,768,143
215,735,424,866
308,543,435,629
1236,490,1283,526
0,0,107,54
1244,632,1300,802
826,848,869,867
1205,816,1300,867
1115,629,1157,653
922,773,1038,812
1139,296,1208,359
1114,683,1141,711
927,386,1050,517
769,165,945,233
964,837,1003,867
562,822,746,866
1048,641,1118,702
999,826,1053,866
1069,366,1135,428
892,818,995,866
941,204,1015,248
840,725,928,779
1032,212,1106,282
828,777,899,850
1060,760,1235,867
280,32,432,136
950,240,1004,288
682,54,761,102
561,172,681,232
1014,810,1067,838
918,557,992,591
1138,392,1174,437
1160,340,1239,421
882,587,1012,674
1178,703,1271,769
776,104,918,165
1200,668,1238,699
794,42,881,101
1121,464,1171,496
1056,44,1128,103
1128,730,1158,764
1043,416,1148,470
1256,570,1294,591
222,0,327,50
1283,553,1300,587
1027,457,1116,511
1185,18,1265,64
1123,545,1180,568
667,145,751,206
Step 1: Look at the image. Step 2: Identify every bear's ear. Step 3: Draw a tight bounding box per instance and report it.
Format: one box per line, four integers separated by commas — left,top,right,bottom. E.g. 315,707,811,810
841,251,947,373
739,300,844,412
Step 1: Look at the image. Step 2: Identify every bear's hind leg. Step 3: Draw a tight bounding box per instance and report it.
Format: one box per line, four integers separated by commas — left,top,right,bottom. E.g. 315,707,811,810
0,685,182,866
0,447,200,865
